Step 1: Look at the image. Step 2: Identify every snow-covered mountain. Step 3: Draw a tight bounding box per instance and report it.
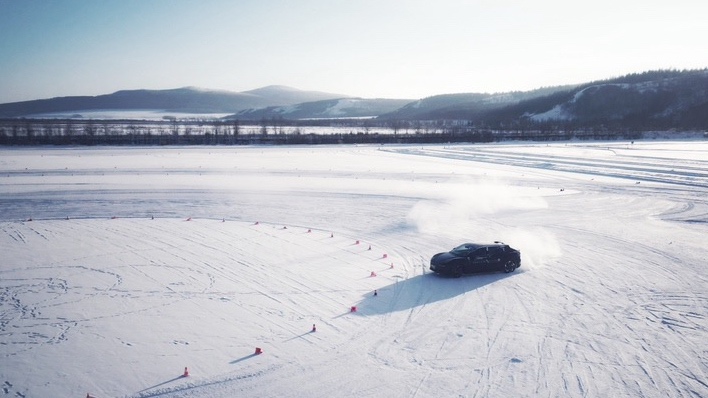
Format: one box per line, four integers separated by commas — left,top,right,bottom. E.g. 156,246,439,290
381,69,708,130
377,88,573,121
526,70,708,126
0,86,350,118
1,69,706,130
229,97,412,120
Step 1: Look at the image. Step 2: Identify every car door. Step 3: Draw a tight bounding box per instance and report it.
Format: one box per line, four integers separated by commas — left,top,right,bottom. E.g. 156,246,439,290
467,248,489,273
486,247,504,271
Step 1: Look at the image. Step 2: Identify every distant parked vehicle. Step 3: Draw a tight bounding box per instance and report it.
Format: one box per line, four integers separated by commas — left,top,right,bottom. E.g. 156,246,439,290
430,242,521,277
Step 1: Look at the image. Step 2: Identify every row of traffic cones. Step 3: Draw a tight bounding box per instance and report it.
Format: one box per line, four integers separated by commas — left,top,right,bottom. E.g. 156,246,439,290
253,222,385,349
78,218,384,397
117,291,379,394
253,222,392,264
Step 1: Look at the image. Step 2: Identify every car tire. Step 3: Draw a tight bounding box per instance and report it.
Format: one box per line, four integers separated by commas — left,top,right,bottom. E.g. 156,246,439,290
453,265,462,278
503,260,517,273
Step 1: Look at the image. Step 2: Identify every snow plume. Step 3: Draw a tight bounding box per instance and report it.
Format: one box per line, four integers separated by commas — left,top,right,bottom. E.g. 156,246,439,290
501,227,562,269
407,181,561,267
407,181,548,236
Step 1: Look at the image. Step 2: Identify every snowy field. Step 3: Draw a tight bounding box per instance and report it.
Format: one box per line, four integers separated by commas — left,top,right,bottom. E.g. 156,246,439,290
1,141,707,398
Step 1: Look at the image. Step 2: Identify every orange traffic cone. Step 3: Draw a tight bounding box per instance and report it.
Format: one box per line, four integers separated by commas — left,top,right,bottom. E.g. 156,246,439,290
350,306,357,312
183,367,189,377
312,324,317,332
255,347,263,355
370,271,377,277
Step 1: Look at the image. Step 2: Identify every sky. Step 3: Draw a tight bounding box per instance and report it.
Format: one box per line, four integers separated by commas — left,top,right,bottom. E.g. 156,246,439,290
1,0,707,103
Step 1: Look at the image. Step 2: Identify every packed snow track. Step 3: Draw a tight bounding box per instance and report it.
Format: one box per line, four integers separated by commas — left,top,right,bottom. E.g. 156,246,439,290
1,142,706,397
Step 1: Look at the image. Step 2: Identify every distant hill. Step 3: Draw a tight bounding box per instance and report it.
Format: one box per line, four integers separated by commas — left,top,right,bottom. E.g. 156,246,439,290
0,86,349,118
379,69,708,130
518,69,708,130
376,86,575,120
2,69,706,130
230,98,412,120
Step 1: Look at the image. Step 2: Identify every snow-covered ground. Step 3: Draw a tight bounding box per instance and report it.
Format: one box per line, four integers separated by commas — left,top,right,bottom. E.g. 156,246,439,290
1,141,706,398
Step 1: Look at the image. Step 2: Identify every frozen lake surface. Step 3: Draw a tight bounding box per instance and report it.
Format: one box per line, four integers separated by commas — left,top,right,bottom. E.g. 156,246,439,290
1,141,707,397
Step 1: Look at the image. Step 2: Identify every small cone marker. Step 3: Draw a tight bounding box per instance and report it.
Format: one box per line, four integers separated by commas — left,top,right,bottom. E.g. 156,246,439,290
370,271,377,277
307,229,311,233
254,221,259,225
312,324,317,332
355,240,360,245
330,232,334,238
255,347,263,355
374,290,378,296
186,217,192,221
390,263,394,269
368,245,371,251
382,253,388,259
350,306,357,312
183,367,189,377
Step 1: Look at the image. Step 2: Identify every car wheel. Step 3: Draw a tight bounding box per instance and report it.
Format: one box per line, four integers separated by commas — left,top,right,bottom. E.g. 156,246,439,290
453,265,462,278
503,260,517,273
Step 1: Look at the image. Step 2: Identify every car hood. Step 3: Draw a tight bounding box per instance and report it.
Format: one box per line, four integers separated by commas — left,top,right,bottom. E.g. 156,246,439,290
432,252,459,264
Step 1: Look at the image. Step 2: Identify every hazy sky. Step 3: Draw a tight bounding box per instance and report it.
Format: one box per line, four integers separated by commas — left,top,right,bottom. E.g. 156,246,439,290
1,0,707,103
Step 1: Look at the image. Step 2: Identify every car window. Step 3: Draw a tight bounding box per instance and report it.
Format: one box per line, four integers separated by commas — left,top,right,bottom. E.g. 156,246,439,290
451,244,476,256
450,246,470,256
471,248,487,259
488,247,503,257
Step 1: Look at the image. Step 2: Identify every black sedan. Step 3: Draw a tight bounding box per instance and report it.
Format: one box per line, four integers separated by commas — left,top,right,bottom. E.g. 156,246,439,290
430,242,521,277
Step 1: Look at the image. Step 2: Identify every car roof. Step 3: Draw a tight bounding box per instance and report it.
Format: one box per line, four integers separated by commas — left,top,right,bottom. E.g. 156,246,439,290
456,242,508,250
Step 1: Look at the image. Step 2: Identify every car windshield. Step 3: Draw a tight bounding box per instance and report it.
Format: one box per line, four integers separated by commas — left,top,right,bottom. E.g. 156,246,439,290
450,244,479,256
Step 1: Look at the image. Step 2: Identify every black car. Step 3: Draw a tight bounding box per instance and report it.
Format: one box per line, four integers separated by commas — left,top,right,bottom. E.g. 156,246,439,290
430,242,521,277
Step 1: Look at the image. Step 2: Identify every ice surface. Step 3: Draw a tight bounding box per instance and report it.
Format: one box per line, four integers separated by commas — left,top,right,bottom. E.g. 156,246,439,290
1,141,706,397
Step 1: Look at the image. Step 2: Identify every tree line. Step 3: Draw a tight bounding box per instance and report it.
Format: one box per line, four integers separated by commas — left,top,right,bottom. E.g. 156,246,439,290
0,118,677,146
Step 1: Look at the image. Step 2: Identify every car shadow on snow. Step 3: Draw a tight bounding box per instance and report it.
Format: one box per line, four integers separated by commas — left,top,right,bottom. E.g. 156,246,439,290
353,271,519,316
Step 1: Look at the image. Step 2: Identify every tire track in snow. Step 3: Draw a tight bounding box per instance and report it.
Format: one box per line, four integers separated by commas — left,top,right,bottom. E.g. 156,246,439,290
0,224,27,244
104,218,401,375
530,222,708,396
396,146,708,188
